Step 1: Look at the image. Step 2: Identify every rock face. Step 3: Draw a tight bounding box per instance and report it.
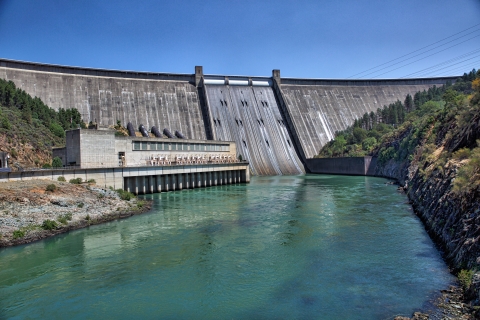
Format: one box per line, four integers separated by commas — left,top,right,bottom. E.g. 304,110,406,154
376,159,480,270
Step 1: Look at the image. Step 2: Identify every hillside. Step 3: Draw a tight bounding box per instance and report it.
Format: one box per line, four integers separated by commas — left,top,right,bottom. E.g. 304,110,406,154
0,78,85,170
317,69,480,316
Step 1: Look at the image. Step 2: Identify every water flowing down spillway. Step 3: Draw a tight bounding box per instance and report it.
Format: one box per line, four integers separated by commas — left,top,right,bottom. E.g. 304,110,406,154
205,84,304,175
0,175,454,319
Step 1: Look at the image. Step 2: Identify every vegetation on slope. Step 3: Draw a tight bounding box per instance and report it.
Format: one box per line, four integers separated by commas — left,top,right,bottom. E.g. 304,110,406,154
316,69,480,196
317,69,480,312
317,70,478,160
0,78,86,169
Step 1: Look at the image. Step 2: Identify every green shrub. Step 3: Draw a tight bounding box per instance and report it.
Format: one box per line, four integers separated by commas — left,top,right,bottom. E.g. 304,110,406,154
10,148,18,159
42,163,52,169
85,214,91,221
453,148,471,161
458,269,474,290
13,230,25,239
453,146,480,194
87,179,96,184
69,177,83,184
57,213,72,225
116,189,134,201
49,123,65,138
0,115,11,130
77,202,84,208
41,219,58,230
52,156,63,168
46,184,57,192
378,146,396,164
57,176,66,182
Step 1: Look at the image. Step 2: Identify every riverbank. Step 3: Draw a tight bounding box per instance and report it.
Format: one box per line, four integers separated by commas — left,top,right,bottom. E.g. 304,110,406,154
377,158,480,320
0,180,152,248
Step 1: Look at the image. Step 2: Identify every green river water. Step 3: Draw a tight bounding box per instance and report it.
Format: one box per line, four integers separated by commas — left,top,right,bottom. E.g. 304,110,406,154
0,175,454,319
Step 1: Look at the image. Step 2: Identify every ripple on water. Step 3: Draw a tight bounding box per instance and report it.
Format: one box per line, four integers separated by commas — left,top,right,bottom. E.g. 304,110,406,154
0,175,454,319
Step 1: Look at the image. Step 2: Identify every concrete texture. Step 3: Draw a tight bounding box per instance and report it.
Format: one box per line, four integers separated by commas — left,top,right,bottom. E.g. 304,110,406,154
204,84,304,175
306,157,377,176
0,59,206,140
279,77,455,158
0,163,250,194
0,58,458,175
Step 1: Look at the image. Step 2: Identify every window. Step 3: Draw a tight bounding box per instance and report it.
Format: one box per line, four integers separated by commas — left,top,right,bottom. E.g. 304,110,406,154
142,142,148,150
133,142,140,150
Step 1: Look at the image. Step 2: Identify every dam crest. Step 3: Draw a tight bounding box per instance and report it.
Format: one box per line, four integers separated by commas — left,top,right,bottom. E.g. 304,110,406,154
0,58,457,175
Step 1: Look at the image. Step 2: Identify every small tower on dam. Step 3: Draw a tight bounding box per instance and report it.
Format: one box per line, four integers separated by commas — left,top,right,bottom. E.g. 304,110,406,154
0,58,458,175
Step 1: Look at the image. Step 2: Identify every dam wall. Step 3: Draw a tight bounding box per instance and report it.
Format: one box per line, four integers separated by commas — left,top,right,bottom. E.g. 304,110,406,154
277,76,455,159
0,58,457,174
0,59,207,140
203,79,304,175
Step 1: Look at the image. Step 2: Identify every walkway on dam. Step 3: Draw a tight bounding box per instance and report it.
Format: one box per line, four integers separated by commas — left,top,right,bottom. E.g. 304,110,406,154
0,161,251,195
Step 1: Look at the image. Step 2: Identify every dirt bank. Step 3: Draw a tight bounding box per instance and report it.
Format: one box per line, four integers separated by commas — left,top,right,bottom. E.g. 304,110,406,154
0,180,151,247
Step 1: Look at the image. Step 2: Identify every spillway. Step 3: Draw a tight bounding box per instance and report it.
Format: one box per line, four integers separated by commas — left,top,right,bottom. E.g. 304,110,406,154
0,59,457,175
204,81,304,175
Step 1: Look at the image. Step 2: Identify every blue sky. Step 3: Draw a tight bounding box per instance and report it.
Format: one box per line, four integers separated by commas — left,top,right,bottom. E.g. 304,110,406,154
0,0,479,78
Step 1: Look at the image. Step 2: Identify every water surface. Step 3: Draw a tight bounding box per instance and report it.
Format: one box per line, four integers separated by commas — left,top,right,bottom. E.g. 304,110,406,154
0,175,454,319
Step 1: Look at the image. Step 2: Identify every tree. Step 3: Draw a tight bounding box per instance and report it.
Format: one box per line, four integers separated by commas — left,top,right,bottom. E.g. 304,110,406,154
352,127,367,144
404,94,413,112
52,157,63,168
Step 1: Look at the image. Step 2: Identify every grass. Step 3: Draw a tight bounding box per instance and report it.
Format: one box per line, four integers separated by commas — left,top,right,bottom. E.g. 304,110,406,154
116,189,135,201
57,213,72,225
69,177,83,184
458,269,475,290
41,219,58,230
13,230,25,239
46,184,57,192
136,200,145,209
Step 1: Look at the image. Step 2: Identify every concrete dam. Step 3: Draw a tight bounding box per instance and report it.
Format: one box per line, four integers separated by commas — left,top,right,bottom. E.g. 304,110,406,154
0,59,456,175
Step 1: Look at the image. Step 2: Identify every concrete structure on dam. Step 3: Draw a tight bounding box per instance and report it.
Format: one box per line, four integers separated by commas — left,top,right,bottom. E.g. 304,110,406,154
0,58,457,175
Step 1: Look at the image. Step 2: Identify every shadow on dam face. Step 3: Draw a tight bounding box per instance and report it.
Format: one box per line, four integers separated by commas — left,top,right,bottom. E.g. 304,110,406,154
205,84,304,175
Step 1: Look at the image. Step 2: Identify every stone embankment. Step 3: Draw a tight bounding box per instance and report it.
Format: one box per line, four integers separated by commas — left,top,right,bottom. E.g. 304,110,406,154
0,180,151,247
377,159,480,319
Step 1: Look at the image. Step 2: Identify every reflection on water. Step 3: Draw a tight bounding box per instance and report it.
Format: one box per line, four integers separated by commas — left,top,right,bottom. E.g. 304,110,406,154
0,175,454,319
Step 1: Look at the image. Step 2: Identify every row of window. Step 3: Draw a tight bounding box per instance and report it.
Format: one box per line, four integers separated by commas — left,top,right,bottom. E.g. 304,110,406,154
133,141,230,152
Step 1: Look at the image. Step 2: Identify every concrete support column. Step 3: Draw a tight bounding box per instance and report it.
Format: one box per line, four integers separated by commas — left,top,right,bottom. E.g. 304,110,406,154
149,176,154,194
177,174,183,190
195,172,202,188
190,173,195,189
140,176,147,195
171,174,176,191
228,170,232,184
213,171,217,186
134,177,139,195
156,175,162,193
165,175,169,192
